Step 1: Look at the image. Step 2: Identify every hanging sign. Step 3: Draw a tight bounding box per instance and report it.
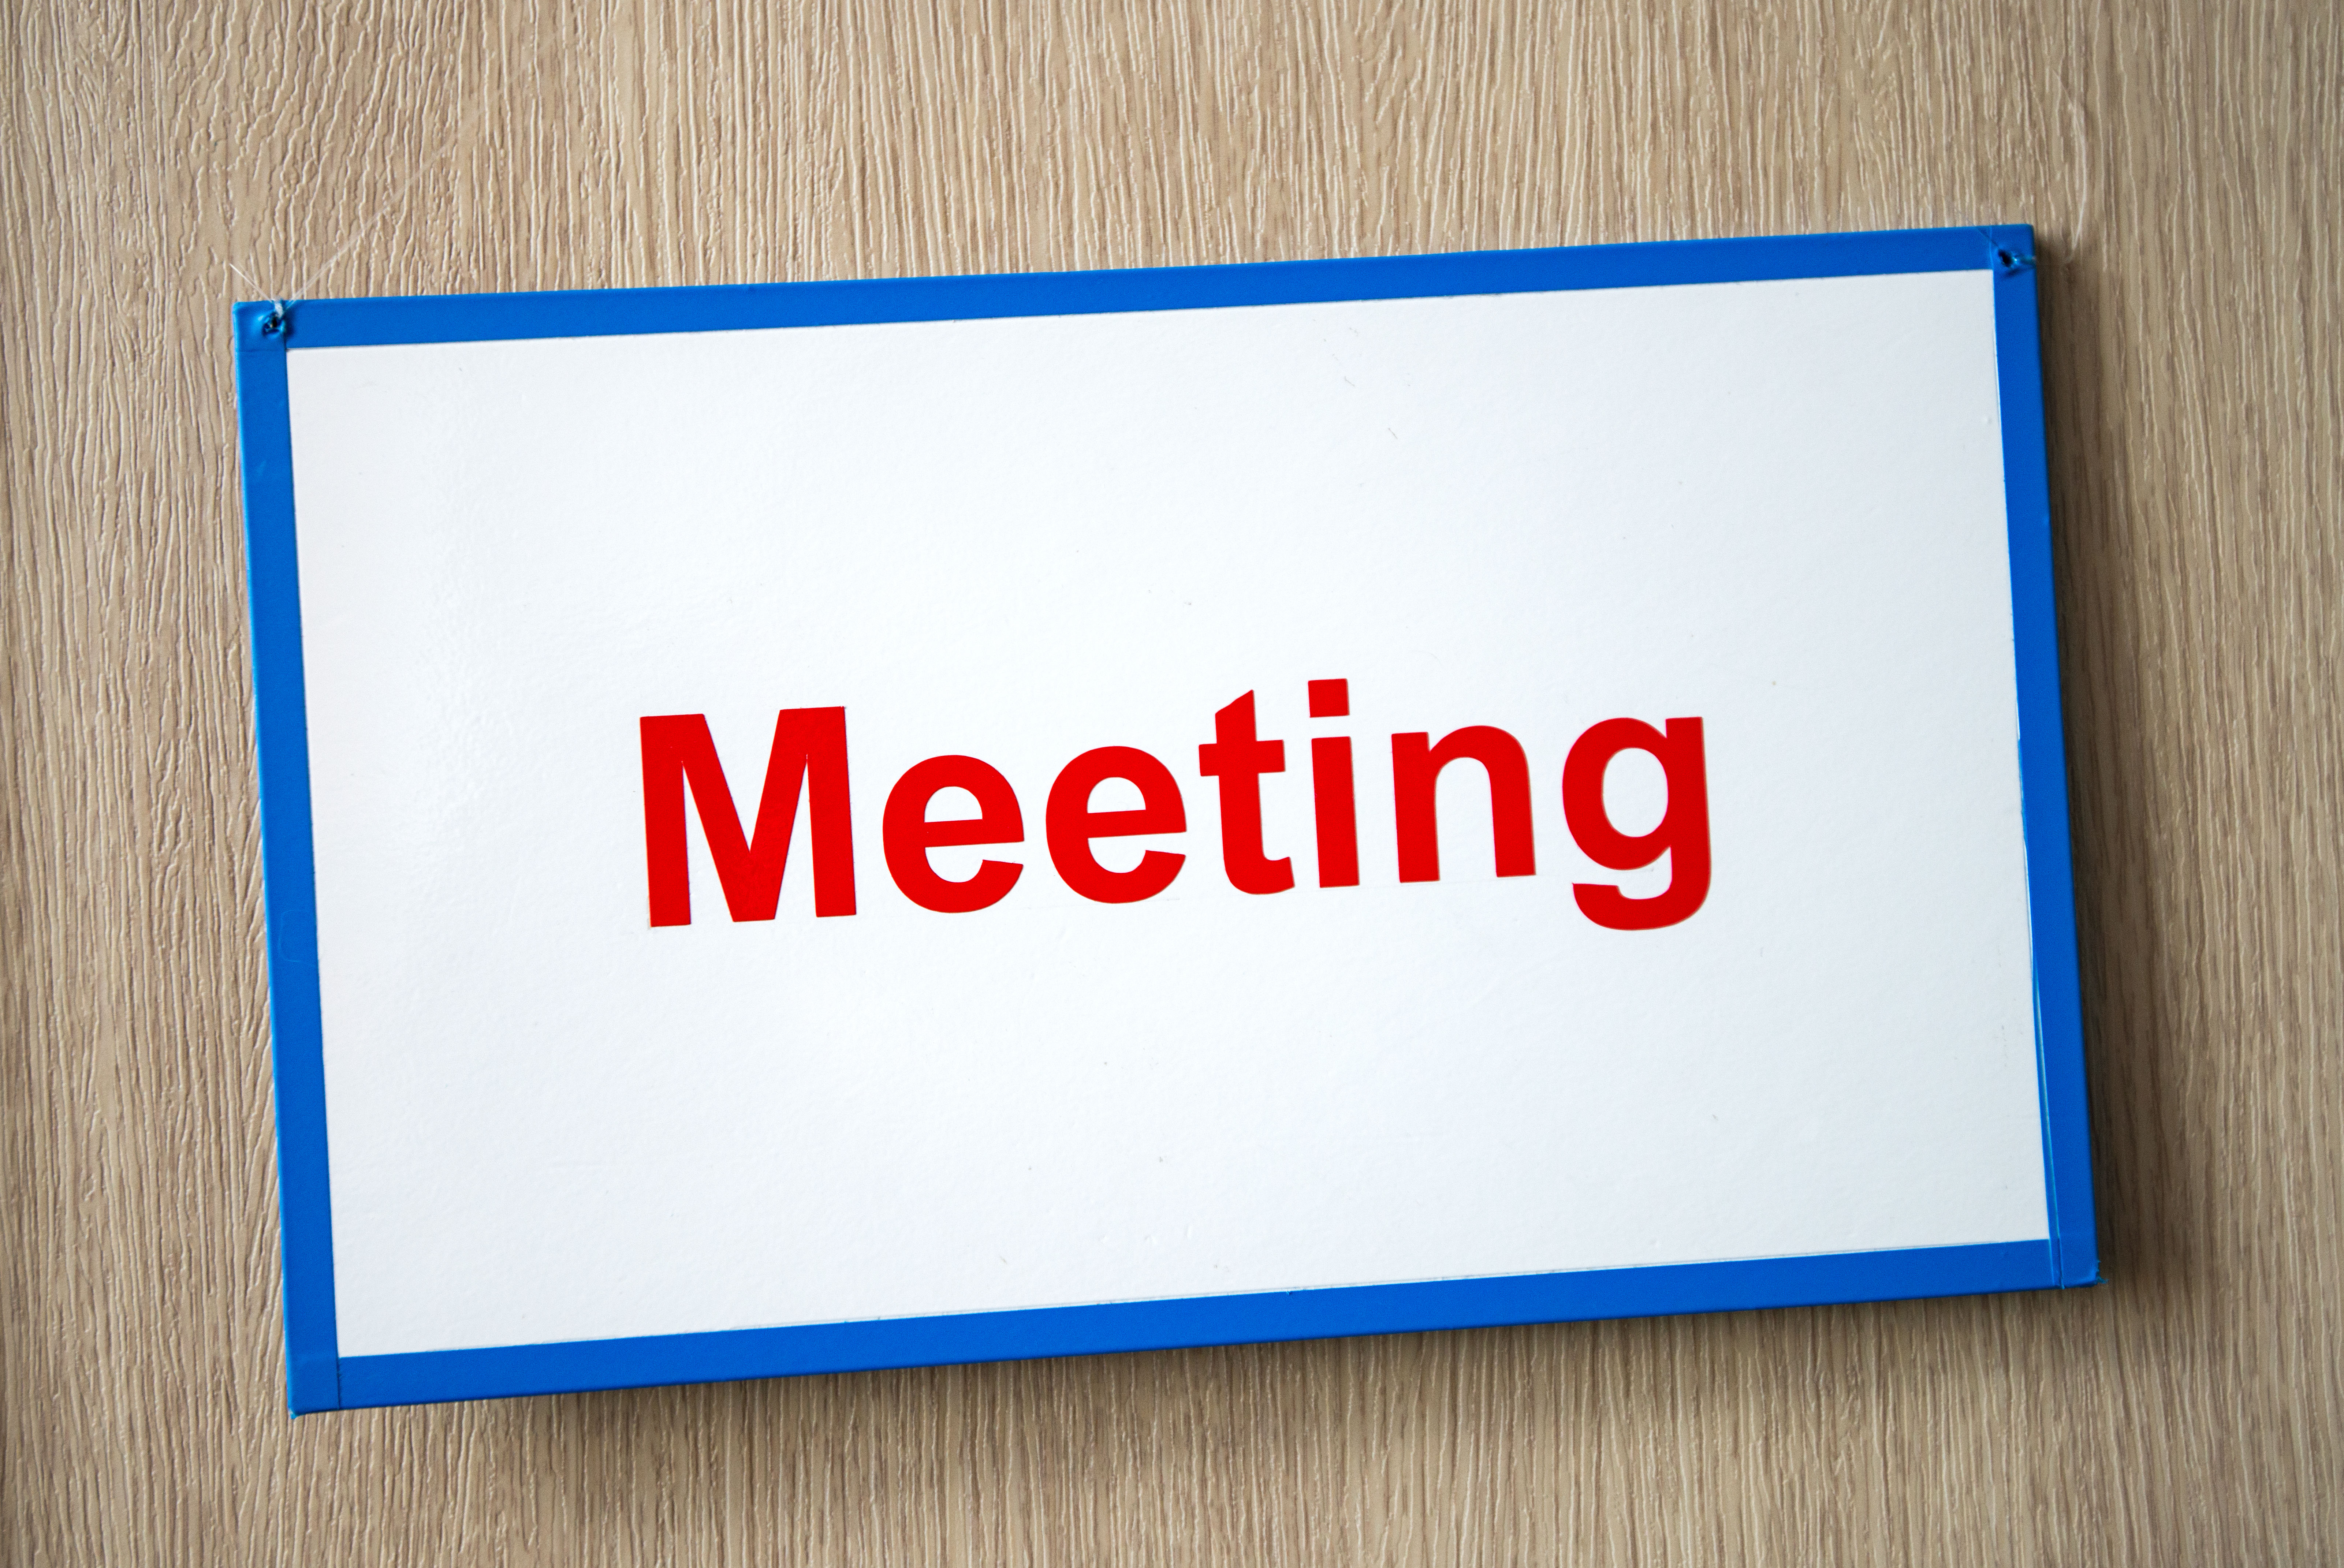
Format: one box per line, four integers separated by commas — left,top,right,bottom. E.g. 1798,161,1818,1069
235,226,2096,1412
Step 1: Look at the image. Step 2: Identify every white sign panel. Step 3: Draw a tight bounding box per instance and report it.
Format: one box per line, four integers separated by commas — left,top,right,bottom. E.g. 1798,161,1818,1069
235,227,2096,1412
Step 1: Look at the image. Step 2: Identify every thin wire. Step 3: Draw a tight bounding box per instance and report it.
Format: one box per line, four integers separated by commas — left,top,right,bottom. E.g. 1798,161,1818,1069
286,127,469,305
225,60,487,325
225,257,290,334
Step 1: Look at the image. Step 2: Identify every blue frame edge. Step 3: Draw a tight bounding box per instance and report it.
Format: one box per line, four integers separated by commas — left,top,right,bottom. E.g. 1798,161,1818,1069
232,224,2098,1416
341,1241,2056,1410
234,310,344,1415
1988,228,2102,1288
259,225,2017,350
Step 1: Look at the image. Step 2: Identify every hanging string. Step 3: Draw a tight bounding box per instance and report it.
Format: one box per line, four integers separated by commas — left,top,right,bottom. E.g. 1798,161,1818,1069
224,61,487,333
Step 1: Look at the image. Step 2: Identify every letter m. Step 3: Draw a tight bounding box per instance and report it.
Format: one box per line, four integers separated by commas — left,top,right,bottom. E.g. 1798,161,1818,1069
640,708,857,925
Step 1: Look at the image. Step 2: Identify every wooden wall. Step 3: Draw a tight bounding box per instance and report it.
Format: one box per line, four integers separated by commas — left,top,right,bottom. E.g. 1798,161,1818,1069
3,0,2337,1560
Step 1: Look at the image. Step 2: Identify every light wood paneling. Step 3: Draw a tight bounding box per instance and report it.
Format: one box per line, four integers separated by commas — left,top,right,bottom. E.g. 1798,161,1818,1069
4,1,2338,1561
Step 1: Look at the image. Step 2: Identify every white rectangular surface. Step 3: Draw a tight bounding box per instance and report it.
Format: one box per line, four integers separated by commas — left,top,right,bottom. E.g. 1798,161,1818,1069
284,270,2047,1359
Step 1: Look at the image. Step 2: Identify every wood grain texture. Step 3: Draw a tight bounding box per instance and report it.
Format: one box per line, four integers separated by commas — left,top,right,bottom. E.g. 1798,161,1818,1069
3,0,2338,1560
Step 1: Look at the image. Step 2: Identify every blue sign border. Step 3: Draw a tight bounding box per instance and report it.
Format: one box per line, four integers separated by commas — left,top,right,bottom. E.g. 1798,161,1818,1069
233,224,2097,1416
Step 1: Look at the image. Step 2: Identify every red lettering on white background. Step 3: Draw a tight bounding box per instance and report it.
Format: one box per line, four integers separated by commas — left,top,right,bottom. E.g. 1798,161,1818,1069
1391,725,1536,883
1046,746,1188,903
1307,678,1359,889
883,755,1025,914
640,708,857,925
1562,717,1712,930
1197,691,1293,895
641,686,1710,929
